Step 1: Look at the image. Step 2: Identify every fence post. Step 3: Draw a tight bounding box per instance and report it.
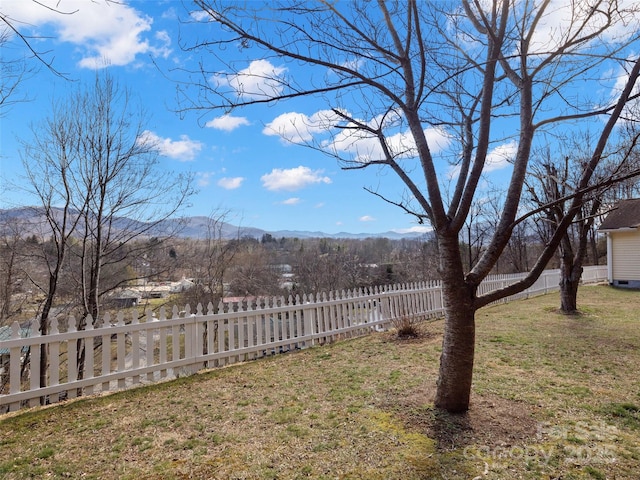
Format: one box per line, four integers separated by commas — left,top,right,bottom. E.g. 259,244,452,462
145,309,155,383
194,303,206,372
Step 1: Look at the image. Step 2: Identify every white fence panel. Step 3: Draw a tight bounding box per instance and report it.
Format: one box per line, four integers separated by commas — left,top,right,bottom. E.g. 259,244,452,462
0,265,607,413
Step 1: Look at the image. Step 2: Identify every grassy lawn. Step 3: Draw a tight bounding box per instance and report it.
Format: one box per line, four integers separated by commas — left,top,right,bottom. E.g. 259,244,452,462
1,285,639,479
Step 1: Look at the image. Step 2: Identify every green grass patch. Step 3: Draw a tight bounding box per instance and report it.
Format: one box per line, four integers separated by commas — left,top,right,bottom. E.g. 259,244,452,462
603,402,640,429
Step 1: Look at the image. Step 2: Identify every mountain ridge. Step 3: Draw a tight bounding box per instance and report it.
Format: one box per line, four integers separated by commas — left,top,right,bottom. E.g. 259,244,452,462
0,207,429,241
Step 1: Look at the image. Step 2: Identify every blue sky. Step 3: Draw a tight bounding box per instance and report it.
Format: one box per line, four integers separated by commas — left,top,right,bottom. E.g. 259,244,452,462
1,1,636,235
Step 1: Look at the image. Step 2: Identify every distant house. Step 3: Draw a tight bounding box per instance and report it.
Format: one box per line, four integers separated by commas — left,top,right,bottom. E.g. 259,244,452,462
170,278,195,293
111,290,142,308
599,198,640,288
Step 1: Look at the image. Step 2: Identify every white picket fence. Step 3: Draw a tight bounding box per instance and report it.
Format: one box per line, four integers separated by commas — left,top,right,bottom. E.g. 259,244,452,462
0,265,607,413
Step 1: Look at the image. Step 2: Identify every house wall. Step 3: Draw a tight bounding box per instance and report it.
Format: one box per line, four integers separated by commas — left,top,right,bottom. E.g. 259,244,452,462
610,229,640,287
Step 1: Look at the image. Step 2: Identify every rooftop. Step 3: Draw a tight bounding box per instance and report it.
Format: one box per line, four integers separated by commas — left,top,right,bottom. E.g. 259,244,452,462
599,198,640,230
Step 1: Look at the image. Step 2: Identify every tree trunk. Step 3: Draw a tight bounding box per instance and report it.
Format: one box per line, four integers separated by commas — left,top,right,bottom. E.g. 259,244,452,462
557,223,588,315
434,235,477,413
76,337,86,382
39,273,59,394
559,255,582,314
77,235,102,382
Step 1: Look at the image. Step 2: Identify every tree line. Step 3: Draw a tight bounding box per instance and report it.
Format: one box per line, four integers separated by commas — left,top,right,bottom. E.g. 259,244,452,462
5,191,633,331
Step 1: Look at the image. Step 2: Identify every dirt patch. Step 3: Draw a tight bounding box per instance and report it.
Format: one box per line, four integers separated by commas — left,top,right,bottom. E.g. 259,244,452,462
435,395,538,451
380,322,537,452
382,386,538,452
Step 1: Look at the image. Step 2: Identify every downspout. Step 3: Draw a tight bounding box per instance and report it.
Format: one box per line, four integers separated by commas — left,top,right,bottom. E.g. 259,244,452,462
606,233,613,285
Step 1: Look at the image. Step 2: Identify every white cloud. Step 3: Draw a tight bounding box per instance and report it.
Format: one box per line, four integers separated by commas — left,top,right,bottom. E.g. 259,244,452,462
281,197,301,205
525,0,640,55
393,226,433,234
485,141,517,172
264,110,341,144
261,166,331,191
263,108,452,159
140,130,203,161
217,177,244,190
340,57,365,72
1,0,171,69
196,172,215,187
325,115,451,163
189,10,211,22
150,30,172,59
214,59,286,100
206,115,251,132
605,57,640,120
359,215,376,222
447,140,516,180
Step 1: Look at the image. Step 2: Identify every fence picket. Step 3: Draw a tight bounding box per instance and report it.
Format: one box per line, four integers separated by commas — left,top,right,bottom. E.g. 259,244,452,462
159,309,168,378
28,319,41,408
67,316,78,399
8,323,21,411
116,313,125,389
101,313,111,393
145,309,155,383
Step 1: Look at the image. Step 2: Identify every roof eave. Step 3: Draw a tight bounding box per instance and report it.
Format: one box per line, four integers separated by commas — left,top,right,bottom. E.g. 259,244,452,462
598,226,639,233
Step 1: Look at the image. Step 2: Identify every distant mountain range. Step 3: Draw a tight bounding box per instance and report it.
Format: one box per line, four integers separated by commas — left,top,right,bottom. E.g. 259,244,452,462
0,207,429,241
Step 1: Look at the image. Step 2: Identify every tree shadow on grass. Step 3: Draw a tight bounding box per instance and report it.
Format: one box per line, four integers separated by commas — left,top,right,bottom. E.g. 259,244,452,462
386,388,538,452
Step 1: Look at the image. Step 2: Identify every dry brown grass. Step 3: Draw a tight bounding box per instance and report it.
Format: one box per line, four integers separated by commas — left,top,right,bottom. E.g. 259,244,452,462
1,285,639,479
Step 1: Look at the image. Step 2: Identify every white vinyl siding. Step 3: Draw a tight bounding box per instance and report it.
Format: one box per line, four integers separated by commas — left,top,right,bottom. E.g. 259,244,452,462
611,230,640,281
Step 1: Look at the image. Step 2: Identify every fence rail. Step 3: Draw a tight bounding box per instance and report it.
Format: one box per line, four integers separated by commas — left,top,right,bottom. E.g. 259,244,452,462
0,265,607,413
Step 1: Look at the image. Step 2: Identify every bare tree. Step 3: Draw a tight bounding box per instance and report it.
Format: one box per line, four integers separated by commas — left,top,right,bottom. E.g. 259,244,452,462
462,199,492,272
19,100,86,391
228,239,283,298
527,128,640,313
293,241,362,295
0,0,83,112
504,217,535,273
176,210,241,307
0,217,26,324
179,1,640,412
0,27,32,116
19,72,194,382
528,154,599,313
482,189,536,274
387,237,440,283
60,75,192,326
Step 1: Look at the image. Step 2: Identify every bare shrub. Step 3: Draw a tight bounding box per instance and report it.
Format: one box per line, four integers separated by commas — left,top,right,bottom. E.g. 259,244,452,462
391,315,421,339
